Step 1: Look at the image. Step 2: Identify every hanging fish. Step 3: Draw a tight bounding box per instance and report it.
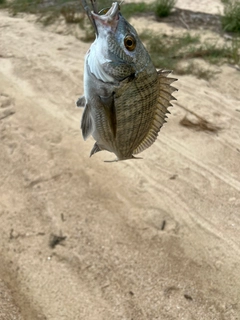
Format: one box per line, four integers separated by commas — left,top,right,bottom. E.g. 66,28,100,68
77,0,177,161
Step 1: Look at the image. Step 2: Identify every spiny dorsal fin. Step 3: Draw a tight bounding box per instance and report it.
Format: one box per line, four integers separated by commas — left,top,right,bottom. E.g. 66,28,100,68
133,70,177,155
81,103,93,140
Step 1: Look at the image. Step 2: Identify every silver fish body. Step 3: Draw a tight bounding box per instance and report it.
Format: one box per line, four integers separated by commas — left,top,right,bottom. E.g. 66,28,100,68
77,2,177,161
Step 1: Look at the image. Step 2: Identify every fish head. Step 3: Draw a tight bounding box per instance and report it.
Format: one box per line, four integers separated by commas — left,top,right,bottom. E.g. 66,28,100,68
87,2,154,82
92,2,120,34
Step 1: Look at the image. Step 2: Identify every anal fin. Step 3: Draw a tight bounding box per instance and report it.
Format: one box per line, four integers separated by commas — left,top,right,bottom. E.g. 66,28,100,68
90,142,102,157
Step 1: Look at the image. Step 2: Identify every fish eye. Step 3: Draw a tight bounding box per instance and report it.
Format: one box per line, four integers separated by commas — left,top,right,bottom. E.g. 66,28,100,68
124,35,136,51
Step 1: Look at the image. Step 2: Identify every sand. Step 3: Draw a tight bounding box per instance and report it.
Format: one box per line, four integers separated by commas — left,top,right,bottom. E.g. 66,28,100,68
0,0,240,319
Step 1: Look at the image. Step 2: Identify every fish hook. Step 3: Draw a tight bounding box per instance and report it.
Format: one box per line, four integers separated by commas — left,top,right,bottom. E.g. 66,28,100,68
80,0,98,36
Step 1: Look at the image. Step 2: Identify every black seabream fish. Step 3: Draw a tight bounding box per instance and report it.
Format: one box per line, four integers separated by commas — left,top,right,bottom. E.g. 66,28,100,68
77,1,177,161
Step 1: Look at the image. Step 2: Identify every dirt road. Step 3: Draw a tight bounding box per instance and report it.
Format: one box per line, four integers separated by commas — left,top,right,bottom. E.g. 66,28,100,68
0,3,240,319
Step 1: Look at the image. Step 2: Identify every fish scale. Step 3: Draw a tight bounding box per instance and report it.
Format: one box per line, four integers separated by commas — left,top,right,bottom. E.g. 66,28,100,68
78,1,177,161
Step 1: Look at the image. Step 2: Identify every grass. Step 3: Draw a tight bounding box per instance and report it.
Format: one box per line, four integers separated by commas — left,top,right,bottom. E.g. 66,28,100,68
120,2,150,20
154,0,176,18
221,0,240,33
120,0,176,19
2,0,240,79
230,37,240,64
140,31,199,69
8,0,83,18
9,0,42,14
6,0,177,20
140,31,240,79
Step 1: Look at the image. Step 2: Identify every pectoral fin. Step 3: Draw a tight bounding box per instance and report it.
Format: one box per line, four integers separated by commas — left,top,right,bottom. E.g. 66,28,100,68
76,95,86,107
99,93,117,138
81,103,93,140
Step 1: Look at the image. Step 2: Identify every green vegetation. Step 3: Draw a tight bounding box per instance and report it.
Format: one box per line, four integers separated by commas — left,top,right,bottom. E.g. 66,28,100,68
230,37,240,64
7,0,177,20
154,0,176,18
2,0,239,79
120,0,176,19
140,31,199,69
120,2,150,20
221,0,240,33
9,0,41,14
141,31,240,79
120,0,177,19
7,0,82,20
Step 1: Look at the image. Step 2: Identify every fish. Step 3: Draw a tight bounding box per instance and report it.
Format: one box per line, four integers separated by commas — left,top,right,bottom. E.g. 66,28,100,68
77,0,177,161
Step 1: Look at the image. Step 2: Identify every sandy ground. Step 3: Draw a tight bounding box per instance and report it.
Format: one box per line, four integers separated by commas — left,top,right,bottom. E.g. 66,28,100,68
176,0,223,14
0,0,240,319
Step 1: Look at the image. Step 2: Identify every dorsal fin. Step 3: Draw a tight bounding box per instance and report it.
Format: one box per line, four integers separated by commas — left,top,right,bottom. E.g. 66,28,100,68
133,70,177,155
81,103,93,140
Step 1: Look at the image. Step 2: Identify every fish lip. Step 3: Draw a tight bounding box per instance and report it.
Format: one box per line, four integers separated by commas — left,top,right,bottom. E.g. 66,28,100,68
91,2,119,29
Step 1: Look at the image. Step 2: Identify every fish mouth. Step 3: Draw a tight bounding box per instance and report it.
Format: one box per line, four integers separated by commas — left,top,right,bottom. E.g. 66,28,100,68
91,2,120,33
